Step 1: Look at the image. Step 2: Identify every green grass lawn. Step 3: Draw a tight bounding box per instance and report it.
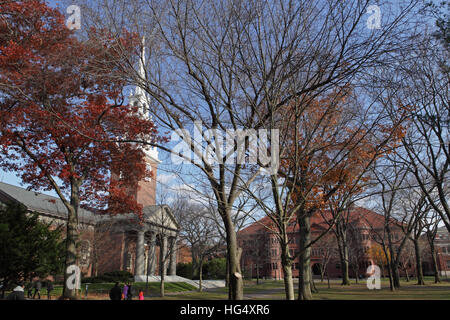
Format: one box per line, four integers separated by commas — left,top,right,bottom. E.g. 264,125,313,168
152,277,450,300
5,282,197,299
7,277,449,300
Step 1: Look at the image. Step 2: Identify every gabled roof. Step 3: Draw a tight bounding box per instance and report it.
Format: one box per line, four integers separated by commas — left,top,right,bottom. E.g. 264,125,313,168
0,181,96,224
143,204,179,231
238,206,386,236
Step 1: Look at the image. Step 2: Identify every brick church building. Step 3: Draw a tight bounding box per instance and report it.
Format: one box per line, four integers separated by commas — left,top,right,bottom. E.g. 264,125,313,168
0,47,181,280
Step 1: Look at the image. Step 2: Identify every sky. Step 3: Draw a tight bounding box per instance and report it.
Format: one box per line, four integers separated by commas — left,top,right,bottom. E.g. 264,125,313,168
0,0,442,208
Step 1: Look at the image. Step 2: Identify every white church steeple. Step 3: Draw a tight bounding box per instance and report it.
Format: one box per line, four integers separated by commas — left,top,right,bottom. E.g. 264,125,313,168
129,37,159,164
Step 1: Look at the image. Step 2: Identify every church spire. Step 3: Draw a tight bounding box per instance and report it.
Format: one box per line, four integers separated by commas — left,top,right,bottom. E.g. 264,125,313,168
129,36,159,163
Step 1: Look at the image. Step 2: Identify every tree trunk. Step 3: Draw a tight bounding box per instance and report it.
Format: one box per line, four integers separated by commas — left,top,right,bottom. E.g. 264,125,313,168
160,235,166,297
340,257,350,285
298,214,312,300
191,252,198,280
224,211,243,300
225,255,230,287
336,228,350,285
386,261,395,292
430,245,441,283
63,179,80,299
280,241,294,300
386,223,401,289
391,260,401,288
281,263,294,300
413,239,425,285
405,266,410,282
310,266,318,293
198,259,203,292
160,272,165,297
256,263,260,285
327,270,330,289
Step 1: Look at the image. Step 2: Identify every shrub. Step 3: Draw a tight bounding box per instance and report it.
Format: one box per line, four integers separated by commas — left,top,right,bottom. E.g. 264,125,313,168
203,258,226,280
176,263,193,279
81,271,134,284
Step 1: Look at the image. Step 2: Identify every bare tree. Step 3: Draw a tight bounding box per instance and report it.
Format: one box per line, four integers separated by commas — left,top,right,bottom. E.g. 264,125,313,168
368,159,429,290
171,198,223,291
398,240,415,282
313,233,338,284
78,0,422,299
423,210,443,283
373,34,449,232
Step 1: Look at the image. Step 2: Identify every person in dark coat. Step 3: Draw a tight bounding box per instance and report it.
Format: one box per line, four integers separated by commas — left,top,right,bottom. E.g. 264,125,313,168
33,280,42,299
25,281,33,298
46,280,54,300
127,284,136,300
7,282,25,300
109,282,122,300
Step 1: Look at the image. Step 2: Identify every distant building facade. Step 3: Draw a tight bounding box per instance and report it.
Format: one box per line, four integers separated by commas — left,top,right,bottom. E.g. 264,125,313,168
434,227,450,277
237,207,450,279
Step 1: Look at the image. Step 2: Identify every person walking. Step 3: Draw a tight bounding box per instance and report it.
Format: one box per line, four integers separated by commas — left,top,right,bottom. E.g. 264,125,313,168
25,281,33,299
138,290,144,300
127,284,136,300
109,282,122,301
122,283,129,300
33,280,42,299
46,280,54,300
7,282,25,300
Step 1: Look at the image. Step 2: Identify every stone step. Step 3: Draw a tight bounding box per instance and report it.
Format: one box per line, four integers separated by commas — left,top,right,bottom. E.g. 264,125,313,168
134,275,225,289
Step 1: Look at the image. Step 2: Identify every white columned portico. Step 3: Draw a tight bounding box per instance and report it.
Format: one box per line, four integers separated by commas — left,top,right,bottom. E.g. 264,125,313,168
168,236,178,276
147,232,157,276
160,234,168,276
135,230,146,276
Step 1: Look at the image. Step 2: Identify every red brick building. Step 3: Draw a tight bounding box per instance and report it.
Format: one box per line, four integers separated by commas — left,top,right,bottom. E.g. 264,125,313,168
237,207,450,279
432,227,450,277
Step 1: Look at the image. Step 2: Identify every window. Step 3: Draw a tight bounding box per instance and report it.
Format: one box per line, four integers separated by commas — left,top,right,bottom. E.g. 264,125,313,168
126,252,133,270
311,248,324,257
78,240,91,267
447,261,450,269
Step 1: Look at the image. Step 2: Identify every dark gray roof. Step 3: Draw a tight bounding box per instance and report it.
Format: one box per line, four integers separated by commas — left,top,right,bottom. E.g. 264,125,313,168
0,181,96,224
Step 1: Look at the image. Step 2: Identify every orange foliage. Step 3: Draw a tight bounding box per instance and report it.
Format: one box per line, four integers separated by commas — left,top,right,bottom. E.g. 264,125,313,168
280,87,405,215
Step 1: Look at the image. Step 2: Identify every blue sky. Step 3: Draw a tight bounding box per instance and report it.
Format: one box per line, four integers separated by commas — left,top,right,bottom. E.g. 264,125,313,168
1,0,442,206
